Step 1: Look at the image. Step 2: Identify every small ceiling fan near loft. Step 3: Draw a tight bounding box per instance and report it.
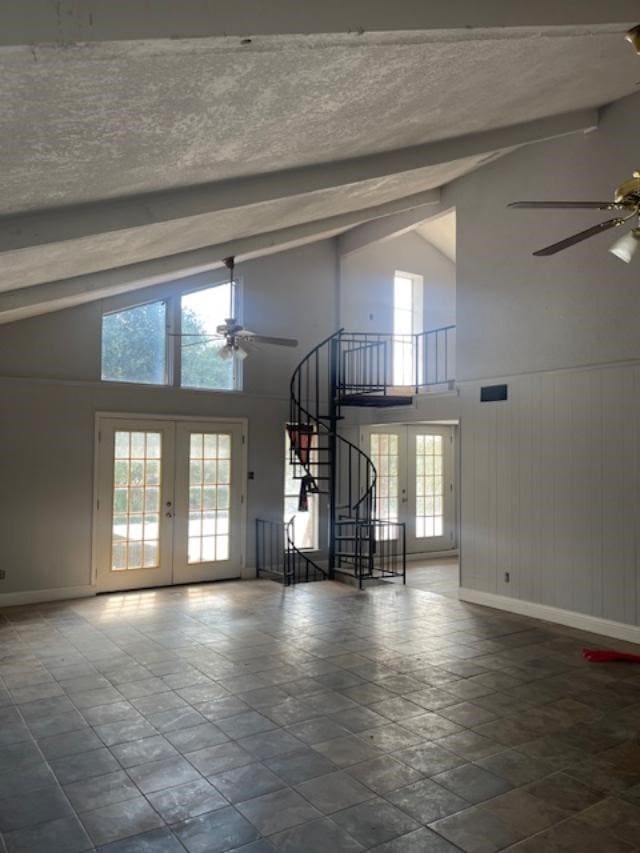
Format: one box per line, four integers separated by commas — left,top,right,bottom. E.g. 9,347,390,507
179,256,298,360
509,171,640,262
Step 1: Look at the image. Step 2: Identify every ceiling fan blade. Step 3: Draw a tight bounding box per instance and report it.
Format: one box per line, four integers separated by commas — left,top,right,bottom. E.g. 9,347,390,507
509,201,624,210
241,334,299,348
533,218,625,256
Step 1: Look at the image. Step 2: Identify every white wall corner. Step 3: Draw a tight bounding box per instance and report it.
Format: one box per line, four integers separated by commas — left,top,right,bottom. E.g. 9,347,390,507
458,587,640,645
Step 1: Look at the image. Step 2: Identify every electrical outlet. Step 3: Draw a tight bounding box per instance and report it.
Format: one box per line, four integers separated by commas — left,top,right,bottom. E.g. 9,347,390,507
0,570,5,580
504,571,510,583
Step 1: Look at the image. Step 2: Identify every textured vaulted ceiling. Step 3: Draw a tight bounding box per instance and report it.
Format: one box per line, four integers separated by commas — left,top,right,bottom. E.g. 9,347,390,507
1,10,639,318
2,30,638,214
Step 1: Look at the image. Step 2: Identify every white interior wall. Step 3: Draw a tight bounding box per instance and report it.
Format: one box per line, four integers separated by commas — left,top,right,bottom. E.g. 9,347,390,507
339,230,455,333
0,240,337,598
447,90,640,632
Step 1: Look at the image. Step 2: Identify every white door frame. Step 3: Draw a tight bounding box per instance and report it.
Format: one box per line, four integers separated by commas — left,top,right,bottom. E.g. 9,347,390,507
361,422,458,557
92,412,248,590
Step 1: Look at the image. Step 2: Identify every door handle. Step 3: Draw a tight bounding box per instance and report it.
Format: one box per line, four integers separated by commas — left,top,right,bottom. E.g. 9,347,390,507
165,512,173,518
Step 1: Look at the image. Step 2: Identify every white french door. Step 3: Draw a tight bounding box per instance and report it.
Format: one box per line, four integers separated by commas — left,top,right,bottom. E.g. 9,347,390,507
95,416,245,592
365,424,456,554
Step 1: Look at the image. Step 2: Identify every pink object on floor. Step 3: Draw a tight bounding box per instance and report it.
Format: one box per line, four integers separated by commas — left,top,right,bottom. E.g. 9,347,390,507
583,648,640,663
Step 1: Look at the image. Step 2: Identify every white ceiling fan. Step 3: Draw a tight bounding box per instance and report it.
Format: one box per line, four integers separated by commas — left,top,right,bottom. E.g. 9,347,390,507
179,257,298,360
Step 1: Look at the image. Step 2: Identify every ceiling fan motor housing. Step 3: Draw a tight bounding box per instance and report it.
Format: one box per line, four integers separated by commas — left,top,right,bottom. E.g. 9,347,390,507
614,172,640,205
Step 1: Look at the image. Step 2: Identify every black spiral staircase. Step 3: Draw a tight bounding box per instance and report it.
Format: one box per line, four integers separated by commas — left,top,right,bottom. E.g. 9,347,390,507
256,326,455,588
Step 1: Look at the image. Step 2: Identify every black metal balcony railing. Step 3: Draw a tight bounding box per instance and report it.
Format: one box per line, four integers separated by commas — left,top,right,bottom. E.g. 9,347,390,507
339,326,456,398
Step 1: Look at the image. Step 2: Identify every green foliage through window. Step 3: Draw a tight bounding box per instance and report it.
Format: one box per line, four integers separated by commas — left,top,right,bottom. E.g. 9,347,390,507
100,281,239,391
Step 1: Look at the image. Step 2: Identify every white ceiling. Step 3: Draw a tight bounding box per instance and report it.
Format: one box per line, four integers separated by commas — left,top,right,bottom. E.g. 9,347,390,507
1,8,639,320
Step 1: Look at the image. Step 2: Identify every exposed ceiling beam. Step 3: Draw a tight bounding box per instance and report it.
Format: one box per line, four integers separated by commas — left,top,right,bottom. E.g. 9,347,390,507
1,1,638,45
339,203,451,256
0,109,597,256
0,187,441,324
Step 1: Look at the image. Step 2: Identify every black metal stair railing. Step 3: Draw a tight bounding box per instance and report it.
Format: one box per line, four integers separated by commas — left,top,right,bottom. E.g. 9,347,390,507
256,518,327,585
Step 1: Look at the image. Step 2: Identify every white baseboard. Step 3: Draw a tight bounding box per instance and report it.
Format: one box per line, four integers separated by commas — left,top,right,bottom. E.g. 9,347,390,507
407,550,459,561
458,587,640,644
0,585,96,608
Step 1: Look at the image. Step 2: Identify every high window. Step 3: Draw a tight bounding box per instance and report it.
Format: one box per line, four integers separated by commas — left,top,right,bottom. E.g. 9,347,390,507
393,271,423,386
101,280,241,391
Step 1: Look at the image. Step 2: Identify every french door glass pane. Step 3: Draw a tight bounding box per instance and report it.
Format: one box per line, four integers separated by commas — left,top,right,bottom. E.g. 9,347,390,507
188,432,231,563
415,434,444,537
111,431,162,570
370,433,399,525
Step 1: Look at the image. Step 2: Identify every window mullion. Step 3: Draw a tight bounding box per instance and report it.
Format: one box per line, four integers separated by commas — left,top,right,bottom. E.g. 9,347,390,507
168,295,181,387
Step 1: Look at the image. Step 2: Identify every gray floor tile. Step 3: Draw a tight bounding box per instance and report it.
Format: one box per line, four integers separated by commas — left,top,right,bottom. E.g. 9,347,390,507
237,730,306,761
3,566,640,853
270,816,364,852
346,755,423,795
312,734,383,768
209,762,286,803
476,749,556,786
295,770,374,813
111,735,179,768
3,815,92,853
147,778,228,823
51,747,120,785
430,805,523,853
147,706,207,733
94,718,159,747
26,710,88,739
357,724,424,752
195,697,251,722
332,798,420,847
0,763,57,799
71,687,123,710
265,749,338,785
331,707,390,733
64,770,140,812
236,786,321,835
525,771,606,813
403,712,464,740
0,786,73,832
185,742,254,776
227,842,276,853
369,827,461,852
38,727,103,760
386,777,469,823
97,827,185,852
217,712,277,740
174,806,259,853
128,755,202,794
0,741,42,773
80,796,164,846
82,702,140,726
285,716,352,745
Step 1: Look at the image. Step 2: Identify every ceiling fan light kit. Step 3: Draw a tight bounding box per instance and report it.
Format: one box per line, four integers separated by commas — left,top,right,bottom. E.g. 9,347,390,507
609,227,640,263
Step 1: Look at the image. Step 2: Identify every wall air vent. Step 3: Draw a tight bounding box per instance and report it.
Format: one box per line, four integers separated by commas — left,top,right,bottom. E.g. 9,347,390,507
480,384,508,402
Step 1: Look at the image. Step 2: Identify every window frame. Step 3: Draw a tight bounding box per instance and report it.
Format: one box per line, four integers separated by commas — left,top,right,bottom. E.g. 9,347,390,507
100,277,243,393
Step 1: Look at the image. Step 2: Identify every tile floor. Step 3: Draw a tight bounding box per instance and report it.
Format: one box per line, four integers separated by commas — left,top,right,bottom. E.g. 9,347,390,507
1,570,640,852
